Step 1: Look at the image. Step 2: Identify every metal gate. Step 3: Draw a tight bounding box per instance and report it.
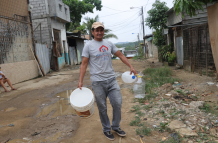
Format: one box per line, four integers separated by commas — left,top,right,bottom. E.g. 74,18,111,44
183,24,215,76
176,37,183,65
69,46,78,65
0,14,34,64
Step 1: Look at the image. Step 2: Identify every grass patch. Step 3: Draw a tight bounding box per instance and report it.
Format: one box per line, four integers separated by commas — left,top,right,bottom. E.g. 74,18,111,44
143,67,179,94
129,116,141,126
130,105,141,112
135,111,145,117
176,90,187,96
136,125,152,136
199,103,218,117
142,105,150,110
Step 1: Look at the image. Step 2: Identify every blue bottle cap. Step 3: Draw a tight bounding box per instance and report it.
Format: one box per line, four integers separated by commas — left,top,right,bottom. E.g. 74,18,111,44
132,76,135,79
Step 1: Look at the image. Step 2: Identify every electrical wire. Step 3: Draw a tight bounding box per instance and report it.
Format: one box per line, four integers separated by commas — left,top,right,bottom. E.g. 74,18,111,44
105,10,140,27
103,6,126,12
99,9,138,18
109,15,140,31
115,27,140,35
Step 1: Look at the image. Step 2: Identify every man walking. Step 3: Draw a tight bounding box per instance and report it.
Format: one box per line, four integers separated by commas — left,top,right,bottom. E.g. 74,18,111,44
78,22,137,141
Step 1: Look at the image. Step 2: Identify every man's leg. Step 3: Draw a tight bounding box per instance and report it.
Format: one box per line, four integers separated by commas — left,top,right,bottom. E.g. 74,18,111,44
0,79,9,92
4,78,16,90
107,78,122,131
92,80,111,132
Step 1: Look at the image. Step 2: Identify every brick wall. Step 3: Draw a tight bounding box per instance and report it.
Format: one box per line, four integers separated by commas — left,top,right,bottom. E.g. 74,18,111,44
29,0,48,17
30,0,51,50
0,0,29,17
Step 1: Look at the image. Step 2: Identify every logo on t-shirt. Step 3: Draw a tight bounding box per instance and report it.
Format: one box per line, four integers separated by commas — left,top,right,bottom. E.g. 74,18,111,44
99,45,108,52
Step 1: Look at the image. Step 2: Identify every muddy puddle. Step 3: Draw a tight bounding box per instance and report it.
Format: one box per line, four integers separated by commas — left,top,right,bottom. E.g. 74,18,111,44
4,90,79,143
37,90,76,118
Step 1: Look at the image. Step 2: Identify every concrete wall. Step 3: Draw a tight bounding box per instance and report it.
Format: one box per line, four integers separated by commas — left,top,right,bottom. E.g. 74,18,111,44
0,0,29,17
0,60,39,84
152,43,158,59
47,0,70,22
145,39,158,59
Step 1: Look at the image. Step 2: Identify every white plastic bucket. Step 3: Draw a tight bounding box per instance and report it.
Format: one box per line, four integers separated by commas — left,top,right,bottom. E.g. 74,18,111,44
70,87,95,118
121,71,137,83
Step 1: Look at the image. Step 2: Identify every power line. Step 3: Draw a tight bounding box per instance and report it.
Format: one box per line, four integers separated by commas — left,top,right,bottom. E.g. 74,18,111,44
103,6,126,12
115,27,139,35
109,15,140,31
99,9,138,18
106,10,140,27
111,24,139,32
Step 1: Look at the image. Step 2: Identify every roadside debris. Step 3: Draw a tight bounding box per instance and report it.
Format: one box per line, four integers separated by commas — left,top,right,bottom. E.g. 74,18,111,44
31,132,41,136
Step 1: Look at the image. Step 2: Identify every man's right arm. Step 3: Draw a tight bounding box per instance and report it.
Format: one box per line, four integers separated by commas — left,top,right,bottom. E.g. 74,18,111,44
78,57,89,90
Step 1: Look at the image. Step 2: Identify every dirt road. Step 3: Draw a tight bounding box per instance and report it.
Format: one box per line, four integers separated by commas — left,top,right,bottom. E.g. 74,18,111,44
0,59,217,143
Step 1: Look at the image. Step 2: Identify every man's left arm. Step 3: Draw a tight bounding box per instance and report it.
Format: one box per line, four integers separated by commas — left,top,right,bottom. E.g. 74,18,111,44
114,51,137,75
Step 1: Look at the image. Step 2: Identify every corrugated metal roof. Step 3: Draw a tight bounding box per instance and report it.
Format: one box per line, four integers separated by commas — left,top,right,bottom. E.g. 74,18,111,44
167,7,182,26
147,37,153,42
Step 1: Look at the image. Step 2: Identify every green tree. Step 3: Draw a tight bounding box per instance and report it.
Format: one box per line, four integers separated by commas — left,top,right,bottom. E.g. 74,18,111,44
145,0,169,48
145,0,169,29
84,15,99,39
173,0,217,17
83,15,118,40
103,29,118,39
76,23,87,34
63,0,102,31
153,29,165,48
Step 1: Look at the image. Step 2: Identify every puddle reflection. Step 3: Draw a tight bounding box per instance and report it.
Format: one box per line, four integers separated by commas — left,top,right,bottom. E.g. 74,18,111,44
37,90,76,118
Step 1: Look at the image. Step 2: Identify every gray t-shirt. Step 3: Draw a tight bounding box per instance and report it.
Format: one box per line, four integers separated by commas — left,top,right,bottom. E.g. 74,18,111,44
82,39,118,82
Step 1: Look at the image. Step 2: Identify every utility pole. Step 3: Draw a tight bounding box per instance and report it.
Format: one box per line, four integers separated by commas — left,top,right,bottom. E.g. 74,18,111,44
141,6,146,57
137,33,140,46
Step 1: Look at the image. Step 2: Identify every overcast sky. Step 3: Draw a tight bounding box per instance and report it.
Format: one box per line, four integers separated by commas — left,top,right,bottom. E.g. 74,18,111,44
81,0,174,44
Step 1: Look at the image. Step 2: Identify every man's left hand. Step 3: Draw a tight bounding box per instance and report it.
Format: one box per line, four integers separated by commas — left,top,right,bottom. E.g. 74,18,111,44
130,66,137,75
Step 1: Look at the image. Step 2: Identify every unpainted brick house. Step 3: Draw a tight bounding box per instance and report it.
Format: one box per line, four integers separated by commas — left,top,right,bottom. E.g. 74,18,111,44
29,0,71,70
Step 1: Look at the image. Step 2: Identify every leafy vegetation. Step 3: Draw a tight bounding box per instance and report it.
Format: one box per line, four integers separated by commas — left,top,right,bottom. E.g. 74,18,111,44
80,15,118,40
168,52,177,63
63,0,102,31
153,28,166,49
158,44,174,62
129,116,141,126
115,40,143,50
173,0,218,17
136,125,152,136
143,67,178,94
145,0,169,59
145,0,169,29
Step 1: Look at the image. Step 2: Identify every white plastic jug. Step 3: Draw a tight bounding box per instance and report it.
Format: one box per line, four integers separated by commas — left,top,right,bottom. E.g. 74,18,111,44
121,71,137,83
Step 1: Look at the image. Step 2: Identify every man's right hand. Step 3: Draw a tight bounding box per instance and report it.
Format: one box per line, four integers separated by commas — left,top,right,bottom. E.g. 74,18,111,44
78,82,83,90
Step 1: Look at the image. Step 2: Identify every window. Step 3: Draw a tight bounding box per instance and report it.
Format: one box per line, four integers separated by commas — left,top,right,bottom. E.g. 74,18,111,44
65,8,67,14
59,4,62,11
